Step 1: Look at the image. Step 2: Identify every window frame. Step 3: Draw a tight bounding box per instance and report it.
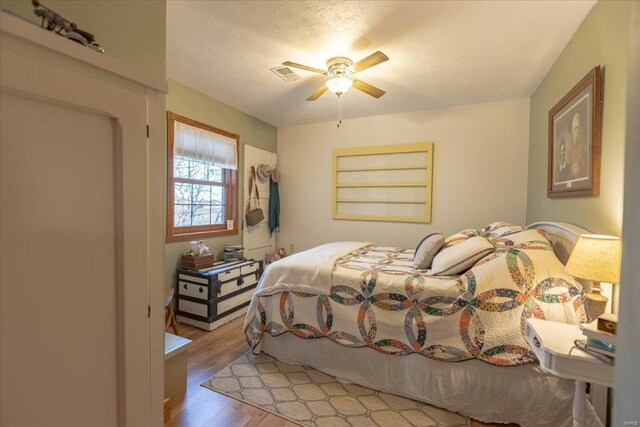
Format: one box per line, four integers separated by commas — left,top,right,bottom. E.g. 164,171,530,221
166,111,239,243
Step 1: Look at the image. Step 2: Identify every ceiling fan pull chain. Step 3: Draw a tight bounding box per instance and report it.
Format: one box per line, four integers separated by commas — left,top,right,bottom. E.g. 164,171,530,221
337,94,342,128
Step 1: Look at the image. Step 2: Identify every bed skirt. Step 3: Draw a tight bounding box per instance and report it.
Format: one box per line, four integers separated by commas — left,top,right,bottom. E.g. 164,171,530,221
260,333,594,427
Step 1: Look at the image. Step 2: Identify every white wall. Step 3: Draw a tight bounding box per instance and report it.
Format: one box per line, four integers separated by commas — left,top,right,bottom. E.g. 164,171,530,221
276,98,530,251
525,1,630,236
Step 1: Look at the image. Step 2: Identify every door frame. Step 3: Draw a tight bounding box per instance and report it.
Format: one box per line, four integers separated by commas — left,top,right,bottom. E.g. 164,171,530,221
1,41,154,427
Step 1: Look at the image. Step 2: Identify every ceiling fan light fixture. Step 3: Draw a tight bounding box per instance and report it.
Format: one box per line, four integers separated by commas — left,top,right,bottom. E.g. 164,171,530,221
326,76,353,95
285,51,388,101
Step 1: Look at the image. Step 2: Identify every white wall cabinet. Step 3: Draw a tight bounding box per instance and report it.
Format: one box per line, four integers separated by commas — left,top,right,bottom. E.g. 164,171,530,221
0,14,167,427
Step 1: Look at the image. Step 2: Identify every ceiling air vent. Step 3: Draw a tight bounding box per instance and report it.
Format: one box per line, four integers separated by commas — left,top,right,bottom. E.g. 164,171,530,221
270,66,303,82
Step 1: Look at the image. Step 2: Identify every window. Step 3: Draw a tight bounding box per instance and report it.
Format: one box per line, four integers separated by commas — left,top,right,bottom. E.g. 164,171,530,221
166,112,239,242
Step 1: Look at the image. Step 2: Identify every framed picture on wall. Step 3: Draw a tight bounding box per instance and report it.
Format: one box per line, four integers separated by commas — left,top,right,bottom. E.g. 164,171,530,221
548,66,602,198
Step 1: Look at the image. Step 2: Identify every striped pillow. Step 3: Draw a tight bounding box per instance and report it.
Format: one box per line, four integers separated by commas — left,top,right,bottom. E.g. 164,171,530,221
428,236,495,276
413,232,445,270
441,229,479,249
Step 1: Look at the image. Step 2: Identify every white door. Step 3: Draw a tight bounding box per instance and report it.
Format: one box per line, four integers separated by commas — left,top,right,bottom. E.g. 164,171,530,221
243,145,277,261
0,43,151,426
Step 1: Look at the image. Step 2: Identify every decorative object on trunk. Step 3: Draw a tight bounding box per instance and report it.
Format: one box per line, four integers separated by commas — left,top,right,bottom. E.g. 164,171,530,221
272,248,286,261
188,240,211,257
181,241,213,270
31,0,104,53
180,254,214,270
223,244,244,262
264,253,274,265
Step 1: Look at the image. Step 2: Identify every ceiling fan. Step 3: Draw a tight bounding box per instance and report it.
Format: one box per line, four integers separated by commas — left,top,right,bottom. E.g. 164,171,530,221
283,51,389,101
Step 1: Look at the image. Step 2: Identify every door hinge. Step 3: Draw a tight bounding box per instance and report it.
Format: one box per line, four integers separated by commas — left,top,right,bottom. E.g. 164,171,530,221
147,305,151,318
146,125,150,138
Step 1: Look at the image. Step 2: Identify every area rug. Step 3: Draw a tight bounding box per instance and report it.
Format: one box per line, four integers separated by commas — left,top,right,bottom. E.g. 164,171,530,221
202,352,468,427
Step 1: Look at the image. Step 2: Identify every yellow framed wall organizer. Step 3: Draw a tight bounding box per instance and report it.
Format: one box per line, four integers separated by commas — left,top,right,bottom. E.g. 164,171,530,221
332,142,434,223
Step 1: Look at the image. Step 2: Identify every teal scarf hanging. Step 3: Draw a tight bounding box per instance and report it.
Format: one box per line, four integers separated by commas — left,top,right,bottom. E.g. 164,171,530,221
268,176,280,234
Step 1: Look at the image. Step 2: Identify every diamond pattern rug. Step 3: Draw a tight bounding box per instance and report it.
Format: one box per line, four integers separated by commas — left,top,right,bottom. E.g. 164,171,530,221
202,352,468,427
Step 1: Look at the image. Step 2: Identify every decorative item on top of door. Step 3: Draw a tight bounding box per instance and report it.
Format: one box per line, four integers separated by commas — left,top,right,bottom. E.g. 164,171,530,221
10,0,106,52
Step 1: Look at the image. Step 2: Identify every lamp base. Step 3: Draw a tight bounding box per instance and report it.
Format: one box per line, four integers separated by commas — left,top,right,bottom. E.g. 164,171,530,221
584,283,608,321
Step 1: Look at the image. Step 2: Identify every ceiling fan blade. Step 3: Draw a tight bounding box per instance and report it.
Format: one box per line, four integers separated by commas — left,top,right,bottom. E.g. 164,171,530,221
283,61,327,74
352,79,385,98
352,51,389,73
306,85,328,101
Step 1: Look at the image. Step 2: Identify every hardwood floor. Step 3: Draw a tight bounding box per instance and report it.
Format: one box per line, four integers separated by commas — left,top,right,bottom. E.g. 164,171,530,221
165,317,516,427
165,316,296,427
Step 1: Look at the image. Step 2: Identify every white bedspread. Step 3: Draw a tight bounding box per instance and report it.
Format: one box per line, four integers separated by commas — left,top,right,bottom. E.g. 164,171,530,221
243,242,369,330
242,223,596,425
245,226,586,367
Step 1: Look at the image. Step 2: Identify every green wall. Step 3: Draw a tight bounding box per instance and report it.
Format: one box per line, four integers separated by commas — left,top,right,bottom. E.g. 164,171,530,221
526,1,631,235
164,80,277,288
1,0,166,79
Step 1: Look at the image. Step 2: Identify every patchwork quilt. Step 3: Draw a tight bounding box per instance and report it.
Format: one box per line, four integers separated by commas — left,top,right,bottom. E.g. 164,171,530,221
244,223,587,367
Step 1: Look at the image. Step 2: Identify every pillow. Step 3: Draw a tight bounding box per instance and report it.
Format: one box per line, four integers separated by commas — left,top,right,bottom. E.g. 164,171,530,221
441,229,479,249
428,236,495,276
478,222,523,239
413,232,445,269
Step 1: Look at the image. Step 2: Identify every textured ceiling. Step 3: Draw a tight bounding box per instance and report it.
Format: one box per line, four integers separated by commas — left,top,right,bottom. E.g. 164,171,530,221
167,1,595,127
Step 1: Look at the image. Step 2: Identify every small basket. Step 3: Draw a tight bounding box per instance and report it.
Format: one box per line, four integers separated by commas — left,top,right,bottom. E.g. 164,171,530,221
181,255,214,270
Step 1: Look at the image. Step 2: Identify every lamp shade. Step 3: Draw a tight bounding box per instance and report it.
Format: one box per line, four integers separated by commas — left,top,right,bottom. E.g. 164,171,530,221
565,234,622,283
326,77,353,94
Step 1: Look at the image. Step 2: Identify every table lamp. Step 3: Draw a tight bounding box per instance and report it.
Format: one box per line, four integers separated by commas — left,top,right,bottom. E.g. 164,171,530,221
565,234,621,321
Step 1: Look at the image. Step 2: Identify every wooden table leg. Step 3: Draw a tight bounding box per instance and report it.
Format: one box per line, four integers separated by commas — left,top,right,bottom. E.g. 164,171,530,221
573,380,587,427
168,304,179,335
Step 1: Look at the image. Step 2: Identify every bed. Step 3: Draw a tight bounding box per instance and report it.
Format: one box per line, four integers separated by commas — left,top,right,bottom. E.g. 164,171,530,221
243,222,596,427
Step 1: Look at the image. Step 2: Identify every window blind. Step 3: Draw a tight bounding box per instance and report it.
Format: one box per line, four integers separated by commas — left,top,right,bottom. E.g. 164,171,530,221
174,120,238,170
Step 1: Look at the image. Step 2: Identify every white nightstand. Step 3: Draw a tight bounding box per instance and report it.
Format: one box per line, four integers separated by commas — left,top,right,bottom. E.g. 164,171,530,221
525,319,614,427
